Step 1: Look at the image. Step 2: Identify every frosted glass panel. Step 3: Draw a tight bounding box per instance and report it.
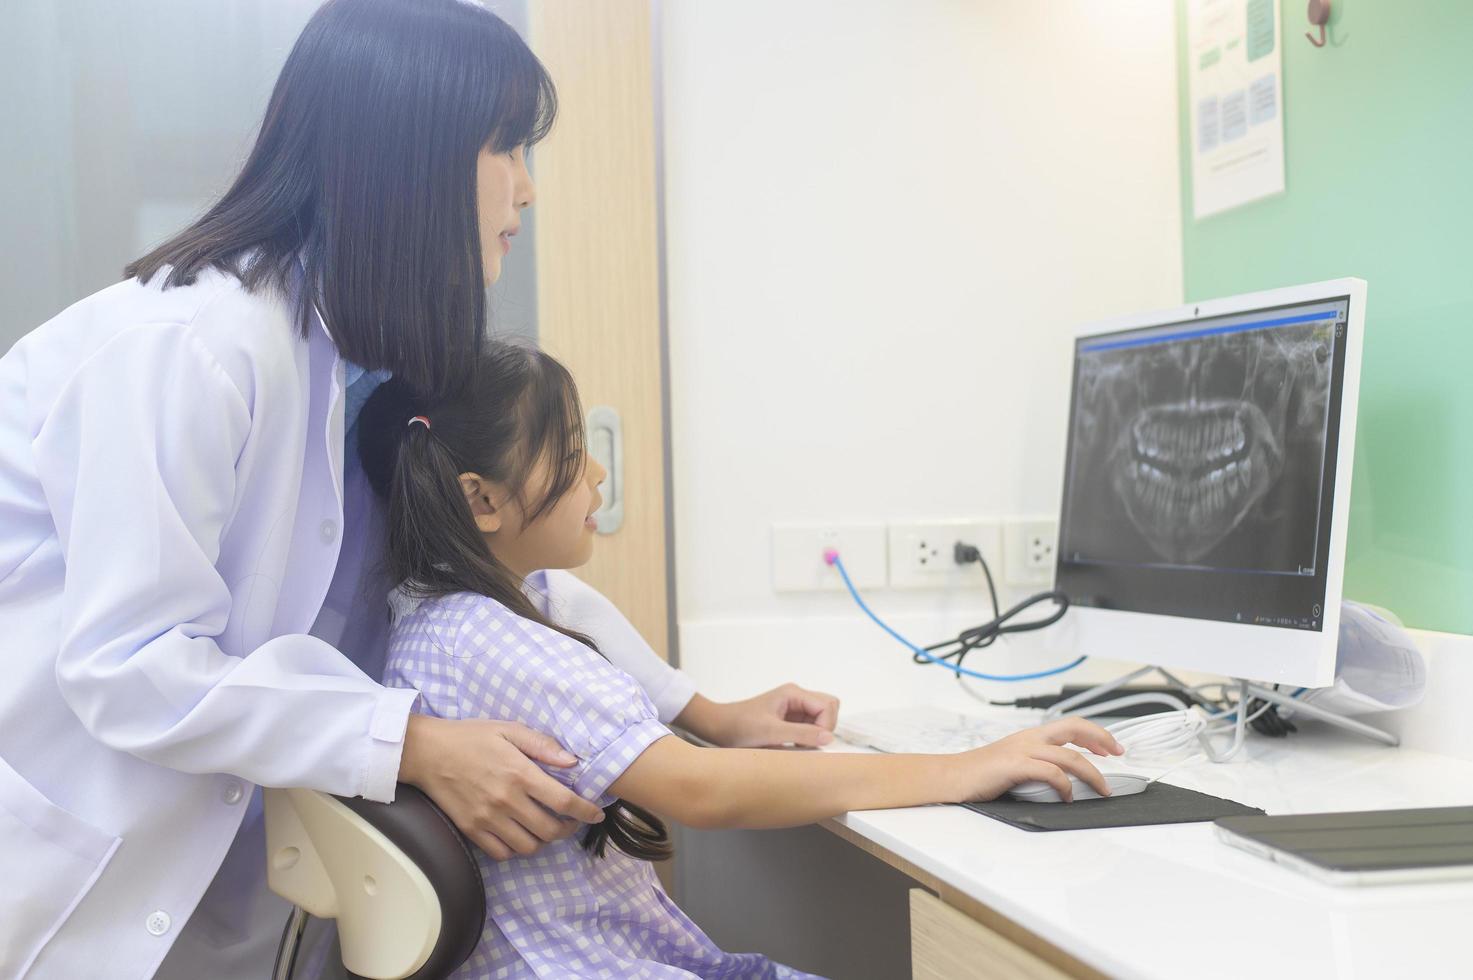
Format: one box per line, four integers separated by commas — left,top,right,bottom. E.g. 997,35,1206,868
1,0,537,353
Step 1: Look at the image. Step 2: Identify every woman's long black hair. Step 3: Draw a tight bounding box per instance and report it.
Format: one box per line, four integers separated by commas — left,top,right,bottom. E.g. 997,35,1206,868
126,0,556,396
359,342,673,863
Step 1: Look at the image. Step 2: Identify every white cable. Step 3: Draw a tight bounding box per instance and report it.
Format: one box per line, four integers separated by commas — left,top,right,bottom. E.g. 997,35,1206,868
1197,680,1252,763
1203,697,1276,731
1105,709,1208,762
954,665,1013,708
1068,693,1205,764
1068,679,1277,767
957,676,1279,768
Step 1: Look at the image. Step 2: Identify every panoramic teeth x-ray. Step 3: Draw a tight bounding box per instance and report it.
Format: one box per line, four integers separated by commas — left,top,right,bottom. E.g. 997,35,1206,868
1066,321,1335,571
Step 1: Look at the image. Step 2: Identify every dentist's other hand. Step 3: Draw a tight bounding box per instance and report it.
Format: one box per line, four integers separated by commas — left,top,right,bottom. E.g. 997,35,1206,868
399,714,605,860
676,685,841,749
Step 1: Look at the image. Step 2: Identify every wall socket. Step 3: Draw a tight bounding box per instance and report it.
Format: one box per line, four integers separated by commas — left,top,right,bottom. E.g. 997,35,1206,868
887,521,1002,589
771,519,1055,592
771,524,888,592
1003,518,1058,586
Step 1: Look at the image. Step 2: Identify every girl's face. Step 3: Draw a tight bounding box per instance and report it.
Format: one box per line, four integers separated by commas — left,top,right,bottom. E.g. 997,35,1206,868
476,145,535,285
461,448,607,578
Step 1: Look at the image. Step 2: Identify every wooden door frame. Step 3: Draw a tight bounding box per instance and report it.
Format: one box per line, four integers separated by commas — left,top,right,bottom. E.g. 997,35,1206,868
528,0,677,664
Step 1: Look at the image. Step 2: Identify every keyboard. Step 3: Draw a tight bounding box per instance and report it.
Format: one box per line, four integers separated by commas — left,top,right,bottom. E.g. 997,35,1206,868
836,706,1033,755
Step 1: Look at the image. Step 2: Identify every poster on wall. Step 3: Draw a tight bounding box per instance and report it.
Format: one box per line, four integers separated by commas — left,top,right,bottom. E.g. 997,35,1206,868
1187,0,1285,219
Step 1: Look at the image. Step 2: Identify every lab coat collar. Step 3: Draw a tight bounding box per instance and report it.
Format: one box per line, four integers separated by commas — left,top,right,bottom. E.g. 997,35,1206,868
293,257,348,515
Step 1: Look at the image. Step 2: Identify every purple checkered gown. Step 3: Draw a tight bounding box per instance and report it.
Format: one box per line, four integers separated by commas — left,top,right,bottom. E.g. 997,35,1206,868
384,590,827,979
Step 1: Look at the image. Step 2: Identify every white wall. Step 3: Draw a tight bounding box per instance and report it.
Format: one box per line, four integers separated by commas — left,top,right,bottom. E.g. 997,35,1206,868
662,0,1186,707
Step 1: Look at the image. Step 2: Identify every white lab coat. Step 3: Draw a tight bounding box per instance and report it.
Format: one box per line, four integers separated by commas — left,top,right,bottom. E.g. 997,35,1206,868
0,269,695,979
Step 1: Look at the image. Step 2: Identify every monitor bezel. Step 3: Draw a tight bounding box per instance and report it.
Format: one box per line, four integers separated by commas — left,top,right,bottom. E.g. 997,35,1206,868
1049,277,1366,689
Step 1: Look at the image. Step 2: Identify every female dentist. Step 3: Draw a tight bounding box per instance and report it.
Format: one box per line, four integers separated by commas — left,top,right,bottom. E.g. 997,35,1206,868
0,1,838,977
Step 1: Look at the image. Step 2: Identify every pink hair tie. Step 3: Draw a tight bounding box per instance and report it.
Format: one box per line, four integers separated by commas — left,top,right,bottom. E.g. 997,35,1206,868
407,415,432,430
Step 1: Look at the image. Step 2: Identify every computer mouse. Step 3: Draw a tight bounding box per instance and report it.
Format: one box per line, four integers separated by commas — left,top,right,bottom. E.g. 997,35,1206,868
1005,772,1150,804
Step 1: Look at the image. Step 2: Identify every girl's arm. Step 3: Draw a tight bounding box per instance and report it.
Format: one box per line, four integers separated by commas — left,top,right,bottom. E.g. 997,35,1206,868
610,718,1124,830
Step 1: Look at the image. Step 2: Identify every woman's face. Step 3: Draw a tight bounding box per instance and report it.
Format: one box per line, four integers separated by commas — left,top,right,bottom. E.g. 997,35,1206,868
476,145,535,284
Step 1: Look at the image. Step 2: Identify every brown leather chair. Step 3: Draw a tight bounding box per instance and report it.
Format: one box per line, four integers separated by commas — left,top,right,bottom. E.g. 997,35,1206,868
265,785,485,980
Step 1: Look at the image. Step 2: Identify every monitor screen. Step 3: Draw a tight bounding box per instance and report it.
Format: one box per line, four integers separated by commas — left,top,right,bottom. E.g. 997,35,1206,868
1056,296,1351,633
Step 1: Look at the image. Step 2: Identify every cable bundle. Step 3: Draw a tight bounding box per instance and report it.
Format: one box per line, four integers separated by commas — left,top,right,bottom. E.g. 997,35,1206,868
826,548,1085,683
1072,684,1290,766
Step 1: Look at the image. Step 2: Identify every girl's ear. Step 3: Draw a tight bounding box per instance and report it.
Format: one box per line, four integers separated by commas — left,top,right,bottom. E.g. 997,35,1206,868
459,473,503,534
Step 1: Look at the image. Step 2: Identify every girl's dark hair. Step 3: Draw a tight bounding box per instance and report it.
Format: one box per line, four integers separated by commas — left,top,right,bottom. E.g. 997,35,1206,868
359,342,672,863
125,0,556,395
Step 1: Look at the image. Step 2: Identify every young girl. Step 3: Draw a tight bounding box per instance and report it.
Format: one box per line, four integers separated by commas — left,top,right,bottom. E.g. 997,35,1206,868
359,343,1123,979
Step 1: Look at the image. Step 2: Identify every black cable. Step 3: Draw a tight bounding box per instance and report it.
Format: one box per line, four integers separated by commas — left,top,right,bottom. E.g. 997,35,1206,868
909,541,1071,702
912,543,1001,668
1248,683,1297,738
969,542,1002,626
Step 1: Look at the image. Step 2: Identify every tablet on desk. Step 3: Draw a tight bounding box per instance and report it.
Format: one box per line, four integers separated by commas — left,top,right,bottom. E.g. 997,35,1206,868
1215,807,1473,886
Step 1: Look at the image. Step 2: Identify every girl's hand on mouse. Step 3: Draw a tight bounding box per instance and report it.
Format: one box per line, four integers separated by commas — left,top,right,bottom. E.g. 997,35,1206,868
951,717,1124,803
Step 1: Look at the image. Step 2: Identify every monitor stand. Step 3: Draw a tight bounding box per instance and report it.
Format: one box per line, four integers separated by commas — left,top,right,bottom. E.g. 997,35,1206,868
1042,664,1399,747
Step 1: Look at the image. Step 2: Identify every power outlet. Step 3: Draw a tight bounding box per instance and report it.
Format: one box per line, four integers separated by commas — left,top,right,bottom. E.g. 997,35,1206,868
771,524,888,592
887,521,1002,590
1003,518,1058,586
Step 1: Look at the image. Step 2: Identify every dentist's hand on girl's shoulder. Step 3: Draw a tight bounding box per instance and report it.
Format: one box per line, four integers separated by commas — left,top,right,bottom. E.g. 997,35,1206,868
951,718,1125,804
399,715,606,861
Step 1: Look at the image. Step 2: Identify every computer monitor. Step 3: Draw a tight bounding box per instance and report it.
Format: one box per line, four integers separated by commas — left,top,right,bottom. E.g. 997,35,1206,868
1051,279,1366,689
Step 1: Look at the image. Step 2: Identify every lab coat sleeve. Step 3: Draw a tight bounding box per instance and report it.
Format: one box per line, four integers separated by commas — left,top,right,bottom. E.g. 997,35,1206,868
535,569,697,723
32,324,417,802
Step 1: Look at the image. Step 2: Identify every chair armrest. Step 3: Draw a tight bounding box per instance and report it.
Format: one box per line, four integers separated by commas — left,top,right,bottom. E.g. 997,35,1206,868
265,785,485,980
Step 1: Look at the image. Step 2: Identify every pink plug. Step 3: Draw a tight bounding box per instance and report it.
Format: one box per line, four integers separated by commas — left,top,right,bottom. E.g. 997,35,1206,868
823,547,839,566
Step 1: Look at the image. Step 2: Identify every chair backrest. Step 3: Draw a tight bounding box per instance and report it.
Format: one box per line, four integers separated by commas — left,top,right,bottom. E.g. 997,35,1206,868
264,785,485,980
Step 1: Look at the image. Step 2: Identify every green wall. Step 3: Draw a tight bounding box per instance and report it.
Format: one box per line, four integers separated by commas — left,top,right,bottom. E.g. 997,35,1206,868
1176,0,1473,634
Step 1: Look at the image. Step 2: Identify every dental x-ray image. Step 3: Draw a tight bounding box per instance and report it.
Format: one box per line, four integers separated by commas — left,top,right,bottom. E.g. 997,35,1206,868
1062,318,1337,574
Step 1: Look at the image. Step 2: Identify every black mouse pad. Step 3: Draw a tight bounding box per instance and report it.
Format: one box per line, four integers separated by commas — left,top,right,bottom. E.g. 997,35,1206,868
962,780,1263,832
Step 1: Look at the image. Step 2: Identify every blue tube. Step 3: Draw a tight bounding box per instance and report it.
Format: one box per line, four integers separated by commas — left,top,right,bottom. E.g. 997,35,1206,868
828,553,1087,682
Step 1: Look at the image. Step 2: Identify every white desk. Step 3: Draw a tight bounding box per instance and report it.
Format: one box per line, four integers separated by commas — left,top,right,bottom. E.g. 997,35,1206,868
820,718,1473,979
